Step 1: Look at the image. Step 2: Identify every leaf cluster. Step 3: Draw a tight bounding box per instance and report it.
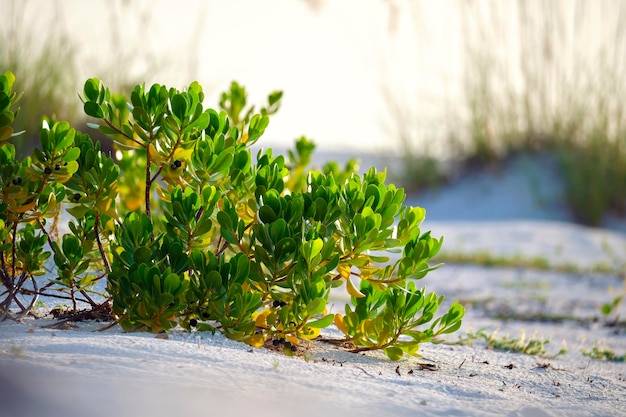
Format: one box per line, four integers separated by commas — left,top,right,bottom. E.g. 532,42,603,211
0,72,464,360
0,71,23,142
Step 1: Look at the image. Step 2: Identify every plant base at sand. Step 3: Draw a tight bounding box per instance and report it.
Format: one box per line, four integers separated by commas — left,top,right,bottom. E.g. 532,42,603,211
0,72,463,360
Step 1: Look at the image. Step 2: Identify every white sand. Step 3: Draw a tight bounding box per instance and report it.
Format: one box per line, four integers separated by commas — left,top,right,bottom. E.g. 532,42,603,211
1,156,626,417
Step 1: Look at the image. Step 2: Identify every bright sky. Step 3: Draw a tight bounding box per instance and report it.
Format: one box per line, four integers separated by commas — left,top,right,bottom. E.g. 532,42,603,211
25,1,610,155
25,0,465,154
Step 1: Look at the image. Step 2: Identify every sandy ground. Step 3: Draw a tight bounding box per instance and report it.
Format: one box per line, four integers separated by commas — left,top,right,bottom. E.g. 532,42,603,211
1,155,626,417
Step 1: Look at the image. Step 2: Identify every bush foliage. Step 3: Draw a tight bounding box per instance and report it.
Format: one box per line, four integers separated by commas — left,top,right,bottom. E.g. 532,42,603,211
0,71,463,360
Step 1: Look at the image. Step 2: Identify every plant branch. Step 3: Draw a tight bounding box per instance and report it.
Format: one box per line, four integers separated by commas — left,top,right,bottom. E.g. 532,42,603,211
145,143,152,218
13,274,39,319
18,287,91,304
36,218,55,250
94,211,111,272
102,118,141,145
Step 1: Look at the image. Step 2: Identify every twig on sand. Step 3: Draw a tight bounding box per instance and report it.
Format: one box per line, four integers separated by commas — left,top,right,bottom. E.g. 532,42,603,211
355,366,376,378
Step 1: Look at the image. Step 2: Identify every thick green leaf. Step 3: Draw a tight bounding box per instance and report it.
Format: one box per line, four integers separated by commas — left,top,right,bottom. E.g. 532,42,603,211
132,106,152,130
217,212,238,244
66,205,91,218
61,235,81,257
384,346,404,361
259,205,277,223
163,273,180,294
301,238,323,265
84,101,104,119
204,270,222,290
83,78,101,102
194,218,213,236
306,314,334,328
275,237,296,261
133,247,152,264
306,298,325,315
62,147,81,162
186,111,210,132
171,94,187,120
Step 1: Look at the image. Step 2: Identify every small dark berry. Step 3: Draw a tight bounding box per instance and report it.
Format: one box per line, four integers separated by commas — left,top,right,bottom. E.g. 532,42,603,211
170,163,177,170
284,341,292,349
12,177,22,185
63,162,68,166
272,339,280,346
272,300,280,308
201,312,210,319
189,318,198,327
173,159,182,167
290,345,298,352
54,164,61,171
279,301,287,307
279,338,286,344
44,167,52,175
73,193,81,201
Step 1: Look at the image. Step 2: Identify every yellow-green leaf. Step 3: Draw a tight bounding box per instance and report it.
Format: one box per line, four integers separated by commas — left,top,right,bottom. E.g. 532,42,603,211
384,346,404,361
346,276,365,298
0,126,13,141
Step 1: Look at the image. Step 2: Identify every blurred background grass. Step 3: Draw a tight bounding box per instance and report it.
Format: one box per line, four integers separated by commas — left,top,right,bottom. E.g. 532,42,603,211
0,0,194,154
1,0,625,227
1,0,79,149
449,1,626,226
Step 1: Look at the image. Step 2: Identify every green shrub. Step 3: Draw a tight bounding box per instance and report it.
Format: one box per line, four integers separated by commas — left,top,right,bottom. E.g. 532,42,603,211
0,72,464,360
